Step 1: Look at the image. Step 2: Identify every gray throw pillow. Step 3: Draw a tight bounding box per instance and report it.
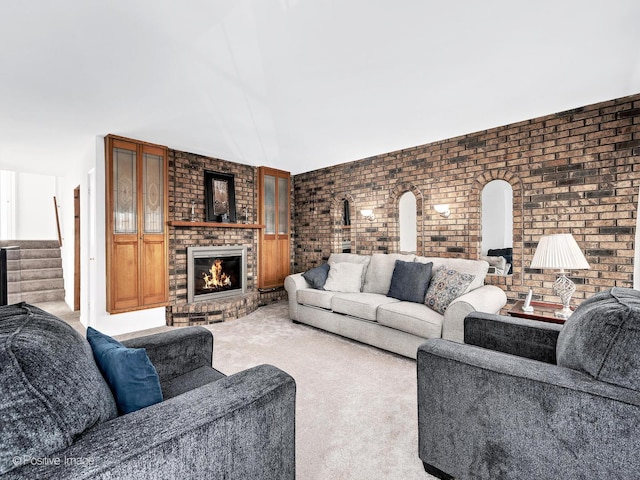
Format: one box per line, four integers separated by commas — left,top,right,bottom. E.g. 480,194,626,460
302,263,330,289
0,303,118,475
556,287,640,392
387,260,433,304
424,266,475,314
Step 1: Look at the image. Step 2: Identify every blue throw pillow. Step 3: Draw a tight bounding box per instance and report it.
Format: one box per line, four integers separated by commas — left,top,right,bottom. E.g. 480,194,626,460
387,260,433,303
302,263,331,289
86,327,163,414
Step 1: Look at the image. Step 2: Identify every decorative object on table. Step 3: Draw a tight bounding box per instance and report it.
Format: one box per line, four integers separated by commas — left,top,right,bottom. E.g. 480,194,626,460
529,233,590,318
205,170,236,223
523,288,534,312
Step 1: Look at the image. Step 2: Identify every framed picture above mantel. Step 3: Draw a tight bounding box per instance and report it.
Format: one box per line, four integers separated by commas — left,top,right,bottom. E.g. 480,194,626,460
205,170,237,223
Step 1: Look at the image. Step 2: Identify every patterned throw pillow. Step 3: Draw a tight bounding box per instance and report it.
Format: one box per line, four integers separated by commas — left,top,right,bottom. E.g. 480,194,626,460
424,266,475,314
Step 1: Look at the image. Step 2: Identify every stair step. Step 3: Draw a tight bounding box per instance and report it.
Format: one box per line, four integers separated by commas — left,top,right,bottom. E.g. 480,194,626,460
21,289,65,303
19,248,62,260
19,258,63,270
0,240,60,249
19,278,64,293
19,268,64,281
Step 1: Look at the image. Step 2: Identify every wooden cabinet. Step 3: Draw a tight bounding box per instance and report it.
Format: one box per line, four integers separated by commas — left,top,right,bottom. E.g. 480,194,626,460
258,167,291,289
105,135,169,313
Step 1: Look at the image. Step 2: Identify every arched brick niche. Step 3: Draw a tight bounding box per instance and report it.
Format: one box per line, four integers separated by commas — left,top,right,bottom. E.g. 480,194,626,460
388,182,425,255
331,193,357,253
470,170,524,289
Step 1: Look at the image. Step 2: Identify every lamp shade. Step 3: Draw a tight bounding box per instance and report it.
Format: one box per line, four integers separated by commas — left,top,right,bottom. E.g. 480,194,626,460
530,234,590,271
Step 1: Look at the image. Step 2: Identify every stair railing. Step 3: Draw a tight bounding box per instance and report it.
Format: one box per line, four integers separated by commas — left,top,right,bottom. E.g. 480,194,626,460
53,196,62,247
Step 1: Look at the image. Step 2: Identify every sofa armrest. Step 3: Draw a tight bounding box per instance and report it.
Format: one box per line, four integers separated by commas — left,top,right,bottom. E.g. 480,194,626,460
284,273,310,321
417,340,640,479
441,285,507,342
464,312,562,363
6,364,296,480
121,326,213,383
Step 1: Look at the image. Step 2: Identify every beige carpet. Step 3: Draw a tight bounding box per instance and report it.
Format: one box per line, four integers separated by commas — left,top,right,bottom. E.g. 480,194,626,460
202,301,434,480
46,300,436,480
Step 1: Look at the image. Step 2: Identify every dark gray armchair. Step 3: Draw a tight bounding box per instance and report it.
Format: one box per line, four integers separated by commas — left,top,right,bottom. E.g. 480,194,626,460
1,303,296,479
418,287,640,480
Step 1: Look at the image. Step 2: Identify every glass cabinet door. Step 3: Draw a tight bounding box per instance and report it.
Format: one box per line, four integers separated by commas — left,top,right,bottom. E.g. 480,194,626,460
113,147,137,234
143,152,164,234
278,177,289,235
264,174,276,235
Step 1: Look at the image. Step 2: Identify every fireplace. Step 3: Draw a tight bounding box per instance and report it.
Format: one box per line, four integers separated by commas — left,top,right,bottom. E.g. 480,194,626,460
187,245,247,303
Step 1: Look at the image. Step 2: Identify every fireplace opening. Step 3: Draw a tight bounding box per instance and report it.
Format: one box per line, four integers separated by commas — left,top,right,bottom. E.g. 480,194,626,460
187,246,247,303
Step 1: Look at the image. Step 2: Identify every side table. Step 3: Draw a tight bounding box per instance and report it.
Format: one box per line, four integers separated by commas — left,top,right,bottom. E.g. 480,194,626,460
508,300,572,325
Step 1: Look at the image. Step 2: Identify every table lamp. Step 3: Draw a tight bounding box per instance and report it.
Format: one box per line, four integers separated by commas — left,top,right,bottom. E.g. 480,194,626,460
529,233,590,318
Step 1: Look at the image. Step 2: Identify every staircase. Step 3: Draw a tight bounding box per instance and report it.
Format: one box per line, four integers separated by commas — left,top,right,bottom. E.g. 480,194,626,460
0,240,65,304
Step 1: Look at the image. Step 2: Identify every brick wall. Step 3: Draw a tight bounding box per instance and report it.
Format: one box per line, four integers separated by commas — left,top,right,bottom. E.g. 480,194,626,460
293,93,640,306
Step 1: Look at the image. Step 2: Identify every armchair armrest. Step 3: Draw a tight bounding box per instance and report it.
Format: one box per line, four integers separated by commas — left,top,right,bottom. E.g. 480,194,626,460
6,365,296,480
418,340,640,479
121,326,213,383
442,285,507,342
464,312,562,364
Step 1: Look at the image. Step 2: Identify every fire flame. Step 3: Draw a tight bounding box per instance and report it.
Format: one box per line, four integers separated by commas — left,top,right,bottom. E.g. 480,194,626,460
203,259,232,290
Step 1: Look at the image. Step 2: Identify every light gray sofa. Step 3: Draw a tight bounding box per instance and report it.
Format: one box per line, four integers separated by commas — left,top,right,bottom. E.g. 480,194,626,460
418,287,640,479
285,253,507,359
1,302,296,479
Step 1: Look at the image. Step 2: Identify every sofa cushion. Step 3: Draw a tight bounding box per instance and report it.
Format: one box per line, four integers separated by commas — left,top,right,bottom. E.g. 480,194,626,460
332,293,400,321
297,288,338,310
324,262,365,293
302,263,330,289
556,287,640,392
87,327,163,414
0,303,117,475
363,253,416,294
328,253,371,287
387,260,433,303
377,302,443,338
424,266,476,314
415,256,488,292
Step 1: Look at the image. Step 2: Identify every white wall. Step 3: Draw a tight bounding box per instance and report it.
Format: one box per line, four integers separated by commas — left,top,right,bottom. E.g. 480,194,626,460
0,171,59,240
0,170,16,239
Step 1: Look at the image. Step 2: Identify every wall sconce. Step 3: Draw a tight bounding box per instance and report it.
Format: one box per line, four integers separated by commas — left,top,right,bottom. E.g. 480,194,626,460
360,209,376,222
434,204,451,218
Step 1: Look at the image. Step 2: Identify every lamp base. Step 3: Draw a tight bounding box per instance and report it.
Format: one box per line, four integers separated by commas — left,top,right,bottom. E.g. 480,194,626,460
553,273,576,319
554,306,573,319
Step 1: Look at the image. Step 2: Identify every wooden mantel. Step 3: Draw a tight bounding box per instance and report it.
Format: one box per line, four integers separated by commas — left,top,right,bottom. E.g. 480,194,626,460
168,220,264,229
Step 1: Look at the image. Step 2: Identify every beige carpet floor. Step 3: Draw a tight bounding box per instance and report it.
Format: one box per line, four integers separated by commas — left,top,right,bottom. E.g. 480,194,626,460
201,302,434,480
45,300,436,480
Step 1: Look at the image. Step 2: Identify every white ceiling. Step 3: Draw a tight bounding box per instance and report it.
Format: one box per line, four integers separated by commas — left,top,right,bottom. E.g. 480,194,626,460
1,0,639,177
